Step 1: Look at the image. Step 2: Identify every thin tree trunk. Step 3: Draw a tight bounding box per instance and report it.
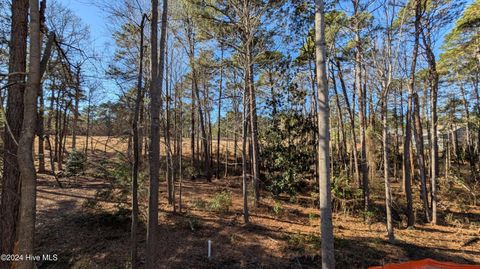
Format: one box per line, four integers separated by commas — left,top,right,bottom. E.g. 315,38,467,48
216,45,224,178
353,0,369,211
195,71,210,181
16,0,41,268
315,0,335,267
330,66,347,165
178,88,184,213
309,59,320,180
422,24,439,224
0,0,28,264
337,60,360,186
246,41,260,207
186,22,209,181
165,32,173,205
131,14,146,269
191,70,196,177
85,90,92,155
403,0,422,228
37,87,46,173
242,79,249,224
412,92,430,222
233,83,239,171
146,0,164,267
72,65,80,150
36,4,52,175
382,92,394,242
459,81,475,178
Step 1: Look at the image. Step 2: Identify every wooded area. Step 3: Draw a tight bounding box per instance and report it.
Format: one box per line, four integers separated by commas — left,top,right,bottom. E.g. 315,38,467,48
0,0,479,268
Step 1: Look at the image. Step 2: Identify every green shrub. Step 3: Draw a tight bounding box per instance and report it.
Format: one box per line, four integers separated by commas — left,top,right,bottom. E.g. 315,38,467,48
260,110,316,197
208,190,232,213
273,200,283,216
331,175,362,201
285,232,321,251
65,150,86,176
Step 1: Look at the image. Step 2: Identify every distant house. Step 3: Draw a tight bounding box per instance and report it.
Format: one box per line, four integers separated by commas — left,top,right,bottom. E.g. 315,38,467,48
422,124,475,151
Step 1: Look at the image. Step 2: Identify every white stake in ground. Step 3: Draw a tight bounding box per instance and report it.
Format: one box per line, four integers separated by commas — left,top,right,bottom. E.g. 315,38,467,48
208,240,212,259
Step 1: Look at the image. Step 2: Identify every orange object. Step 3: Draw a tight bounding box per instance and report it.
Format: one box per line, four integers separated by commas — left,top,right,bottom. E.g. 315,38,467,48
369,259,480,269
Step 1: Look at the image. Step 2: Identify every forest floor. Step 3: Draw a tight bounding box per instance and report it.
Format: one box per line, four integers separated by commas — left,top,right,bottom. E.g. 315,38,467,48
33,136,480,269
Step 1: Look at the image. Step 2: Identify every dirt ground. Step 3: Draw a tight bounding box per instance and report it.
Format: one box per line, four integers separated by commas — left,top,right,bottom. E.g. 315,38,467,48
32,136,480,269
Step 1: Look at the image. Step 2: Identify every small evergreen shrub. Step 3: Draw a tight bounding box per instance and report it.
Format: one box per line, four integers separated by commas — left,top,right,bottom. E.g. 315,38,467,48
65,150,87,176
273,200,283,216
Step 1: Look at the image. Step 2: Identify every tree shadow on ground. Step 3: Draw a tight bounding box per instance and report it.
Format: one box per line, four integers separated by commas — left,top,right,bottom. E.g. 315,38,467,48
34,177,480,269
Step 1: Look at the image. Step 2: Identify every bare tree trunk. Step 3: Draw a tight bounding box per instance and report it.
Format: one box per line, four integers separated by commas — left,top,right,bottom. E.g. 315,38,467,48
315,0,335,267
352,0,369,211
72,65,81,150
54,89,60,163
242,80,250,224
178,88,184,213
16,1,40,268
85,89,92,155
37,88,46,172
131,14,146,269
37,33,57,170
233,82,239,171
59,101,70,170
195,73,210,181
224,132,229,178
459,81,475,178
146,0,166,267
185,21,209,181
412,92,430,222
309,59,320,180
164,32,173,205
216,45,224,178
0,0,28,265
246,41,260,206
191,73,196,177
393,88,399,182
421,24,439,224
474,77,480,174
403,0,422,228
382,92,394,242
330,66,347,165
336,60,360,185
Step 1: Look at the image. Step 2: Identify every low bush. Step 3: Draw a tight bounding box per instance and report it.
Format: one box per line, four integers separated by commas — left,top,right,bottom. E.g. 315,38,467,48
208,190,232,213
65,150,87,176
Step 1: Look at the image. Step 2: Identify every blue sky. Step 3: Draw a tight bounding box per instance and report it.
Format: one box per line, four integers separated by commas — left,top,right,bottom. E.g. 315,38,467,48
64,0,113,53
63,0,474,107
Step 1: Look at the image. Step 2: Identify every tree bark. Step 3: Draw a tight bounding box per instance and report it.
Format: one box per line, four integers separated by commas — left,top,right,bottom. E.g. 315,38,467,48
352,0,369,210
16,0,41,268
315,0,335,267
216,45,224,178
382,92,394,242
421,24,439,224
146,0,161,267
336,60,360,185
72,65,81,151
412,92,430,222
242,76,250,224
403,0,422,228
246,40,260,207
131,14,146,269
36,32,54,174
0,0,28,265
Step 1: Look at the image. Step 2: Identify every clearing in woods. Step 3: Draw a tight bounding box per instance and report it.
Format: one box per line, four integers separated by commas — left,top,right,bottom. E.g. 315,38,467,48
34,136,480,268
